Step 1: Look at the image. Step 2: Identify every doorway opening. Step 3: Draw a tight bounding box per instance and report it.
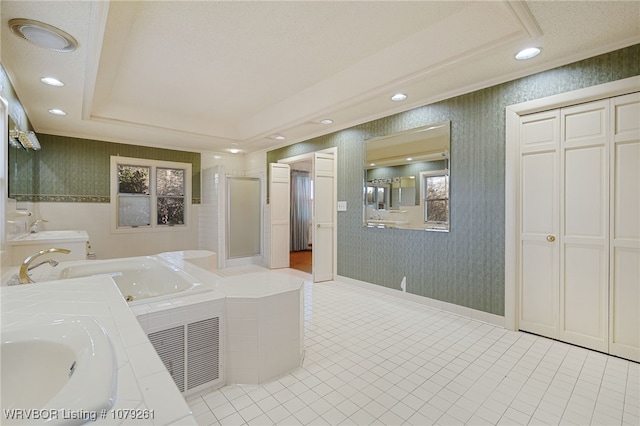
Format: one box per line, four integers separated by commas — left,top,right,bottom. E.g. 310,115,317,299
288,158,313,274
271,147,336,282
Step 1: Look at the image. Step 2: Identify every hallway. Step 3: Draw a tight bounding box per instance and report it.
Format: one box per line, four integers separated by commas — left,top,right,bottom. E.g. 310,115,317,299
290,250,312,274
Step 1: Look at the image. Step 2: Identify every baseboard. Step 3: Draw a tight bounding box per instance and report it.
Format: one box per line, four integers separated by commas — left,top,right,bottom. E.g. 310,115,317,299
336,275,505,328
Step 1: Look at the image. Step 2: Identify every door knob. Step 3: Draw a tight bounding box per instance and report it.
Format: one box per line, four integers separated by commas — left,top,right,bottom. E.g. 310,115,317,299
547,235,556,242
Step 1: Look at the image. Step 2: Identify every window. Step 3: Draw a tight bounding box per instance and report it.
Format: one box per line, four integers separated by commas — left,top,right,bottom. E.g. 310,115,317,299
111,156,191,232
422,170,449,226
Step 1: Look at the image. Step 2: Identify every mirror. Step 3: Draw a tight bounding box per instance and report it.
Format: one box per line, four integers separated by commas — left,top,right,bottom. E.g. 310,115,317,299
364,121,450,231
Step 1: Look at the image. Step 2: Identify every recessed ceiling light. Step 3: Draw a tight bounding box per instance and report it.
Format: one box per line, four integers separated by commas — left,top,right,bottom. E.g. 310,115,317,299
274,135,286,140
391,93,408,102
48,108,67,116
229,149,241,154
320,119,333,125
9,18,78,52
406,157,413,161
515,47,542,60
41,77,64,87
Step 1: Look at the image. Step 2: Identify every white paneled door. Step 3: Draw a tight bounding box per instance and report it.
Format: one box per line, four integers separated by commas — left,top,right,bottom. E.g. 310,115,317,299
609,92,640,362
559,100,609,352
269,163,290,269
518,94,639,362
312,152,336,283
519,110,560,339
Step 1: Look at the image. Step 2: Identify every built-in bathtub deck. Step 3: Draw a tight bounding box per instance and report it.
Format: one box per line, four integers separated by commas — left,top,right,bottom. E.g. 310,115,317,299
218,271,304,385
1,251,305,398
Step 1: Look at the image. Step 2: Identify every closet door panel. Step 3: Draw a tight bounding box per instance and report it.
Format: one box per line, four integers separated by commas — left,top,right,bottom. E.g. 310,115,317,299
521,242,558,335
614,142,640,239
518,111,559,338
560,101,609,351
563,146,607,238
611,247,640,361
610,93,640,362
562,244,608,350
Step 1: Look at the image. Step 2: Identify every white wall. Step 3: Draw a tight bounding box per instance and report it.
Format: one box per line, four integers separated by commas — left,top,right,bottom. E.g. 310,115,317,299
15,201,200,260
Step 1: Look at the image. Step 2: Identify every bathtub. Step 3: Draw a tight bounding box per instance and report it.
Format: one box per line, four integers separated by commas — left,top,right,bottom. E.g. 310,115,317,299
57,256,211,304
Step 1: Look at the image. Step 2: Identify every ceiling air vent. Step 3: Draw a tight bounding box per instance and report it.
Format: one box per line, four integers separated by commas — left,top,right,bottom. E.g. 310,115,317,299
9,19,78,52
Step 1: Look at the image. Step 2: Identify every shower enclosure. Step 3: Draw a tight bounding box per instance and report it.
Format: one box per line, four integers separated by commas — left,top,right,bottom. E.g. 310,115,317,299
226,177,261,259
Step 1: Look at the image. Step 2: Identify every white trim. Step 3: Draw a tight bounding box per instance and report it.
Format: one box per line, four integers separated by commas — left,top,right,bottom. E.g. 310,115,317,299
278,147,339,281
419,169,450,229
276,147,337,165
338,275,505,328
110,156,192,234
504,75,640,331
0,96,8,252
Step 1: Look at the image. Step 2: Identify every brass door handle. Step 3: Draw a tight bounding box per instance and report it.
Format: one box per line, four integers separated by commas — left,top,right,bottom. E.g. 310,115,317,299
547,235,556,242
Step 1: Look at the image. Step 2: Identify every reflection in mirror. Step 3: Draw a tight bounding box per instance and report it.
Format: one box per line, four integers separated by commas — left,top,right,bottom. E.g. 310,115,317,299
7,116,37,200
364,121,450,231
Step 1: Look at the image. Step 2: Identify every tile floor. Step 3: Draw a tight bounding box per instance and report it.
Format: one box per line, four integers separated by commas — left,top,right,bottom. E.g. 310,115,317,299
187,270,639,426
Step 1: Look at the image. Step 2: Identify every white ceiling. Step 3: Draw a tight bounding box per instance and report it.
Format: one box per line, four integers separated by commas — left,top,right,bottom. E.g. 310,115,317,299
1,1,639,155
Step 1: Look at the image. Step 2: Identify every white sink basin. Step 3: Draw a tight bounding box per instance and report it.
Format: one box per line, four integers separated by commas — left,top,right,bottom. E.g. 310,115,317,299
366,219,409,228
1,317,116,424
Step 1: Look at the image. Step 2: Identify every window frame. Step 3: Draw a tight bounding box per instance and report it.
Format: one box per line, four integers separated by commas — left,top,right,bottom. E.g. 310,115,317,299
110,156,192,234
420,169,450,228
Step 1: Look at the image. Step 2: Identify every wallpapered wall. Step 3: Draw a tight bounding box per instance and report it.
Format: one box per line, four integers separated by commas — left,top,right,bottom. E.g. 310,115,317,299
8,134,201,203
268,44,640,316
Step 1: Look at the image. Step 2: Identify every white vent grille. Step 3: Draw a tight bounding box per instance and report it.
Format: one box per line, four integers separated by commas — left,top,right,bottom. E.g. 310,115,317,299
147,316,222,394
187,318,220,389
148,326,185,392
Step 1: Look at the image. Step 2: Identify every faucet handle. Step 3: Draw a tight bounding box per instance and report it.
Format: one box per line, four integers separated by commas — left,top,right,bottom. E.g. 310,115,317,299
29,219,48,233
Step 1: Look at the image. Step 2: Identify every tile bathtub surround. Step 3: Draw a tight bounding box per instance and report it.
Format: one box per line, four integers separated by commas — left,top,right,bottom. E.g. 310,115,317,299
0,276,197,425
222,272,304,385
188,271,640,426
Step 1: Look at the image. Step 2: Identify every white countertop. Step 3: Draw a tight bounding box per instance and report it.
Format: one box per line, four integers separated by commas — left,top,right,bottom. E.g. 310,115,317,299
7,230,90,246
0,276,197,425
217,271,304,298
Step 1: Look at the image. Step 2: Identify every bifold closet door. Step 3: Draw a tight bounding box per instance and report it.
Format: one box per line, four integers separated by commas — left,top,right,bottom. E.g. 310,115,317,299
559,100,609,353
609,93,640,362
518,110,560,339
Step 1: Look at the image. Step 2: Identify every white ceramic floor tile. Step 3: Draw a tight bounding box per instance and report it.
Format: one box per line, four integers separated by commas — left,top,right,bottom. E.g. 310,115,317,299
187,275,638,425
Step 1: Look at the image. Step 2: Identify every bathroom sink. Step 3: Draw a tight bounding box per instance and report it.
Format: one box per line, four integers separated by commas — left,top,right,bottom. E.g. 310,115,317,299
1,317,116,424
366,219,409,228
2,341,75,409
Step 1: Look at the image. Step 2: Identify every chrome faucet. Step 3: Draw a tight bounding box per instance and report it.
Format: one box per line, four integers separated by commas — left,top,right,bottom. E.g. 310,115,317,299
29,219,48,233
19,248,71,284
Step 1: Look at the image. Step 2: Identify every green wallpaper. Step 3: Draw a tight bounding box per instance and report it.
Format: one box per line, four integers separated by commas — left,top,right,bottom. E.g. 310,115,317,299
8,134,201,203
268,44,640,316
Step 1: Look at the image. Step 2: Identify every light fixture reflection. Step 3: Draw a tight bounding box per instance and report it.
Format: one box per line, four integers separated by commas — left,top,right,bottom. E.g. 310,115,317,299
515,47,542,60
41,77,64,86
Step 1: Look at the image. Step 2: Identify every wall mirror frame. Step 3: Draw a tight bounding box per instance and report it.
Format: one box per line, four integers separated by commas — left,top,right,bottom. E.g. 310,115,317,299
364,121,450,232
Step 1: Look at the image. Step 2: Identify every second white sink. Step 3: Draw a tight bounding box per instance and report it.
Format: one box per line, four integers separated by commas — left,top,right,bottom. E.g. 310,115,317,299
1,316,117,425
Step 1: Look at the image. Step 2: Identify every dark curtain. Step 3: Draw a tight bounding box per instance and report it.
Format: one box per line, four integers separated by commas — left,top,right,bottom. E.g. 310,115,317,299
290,170,311,251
